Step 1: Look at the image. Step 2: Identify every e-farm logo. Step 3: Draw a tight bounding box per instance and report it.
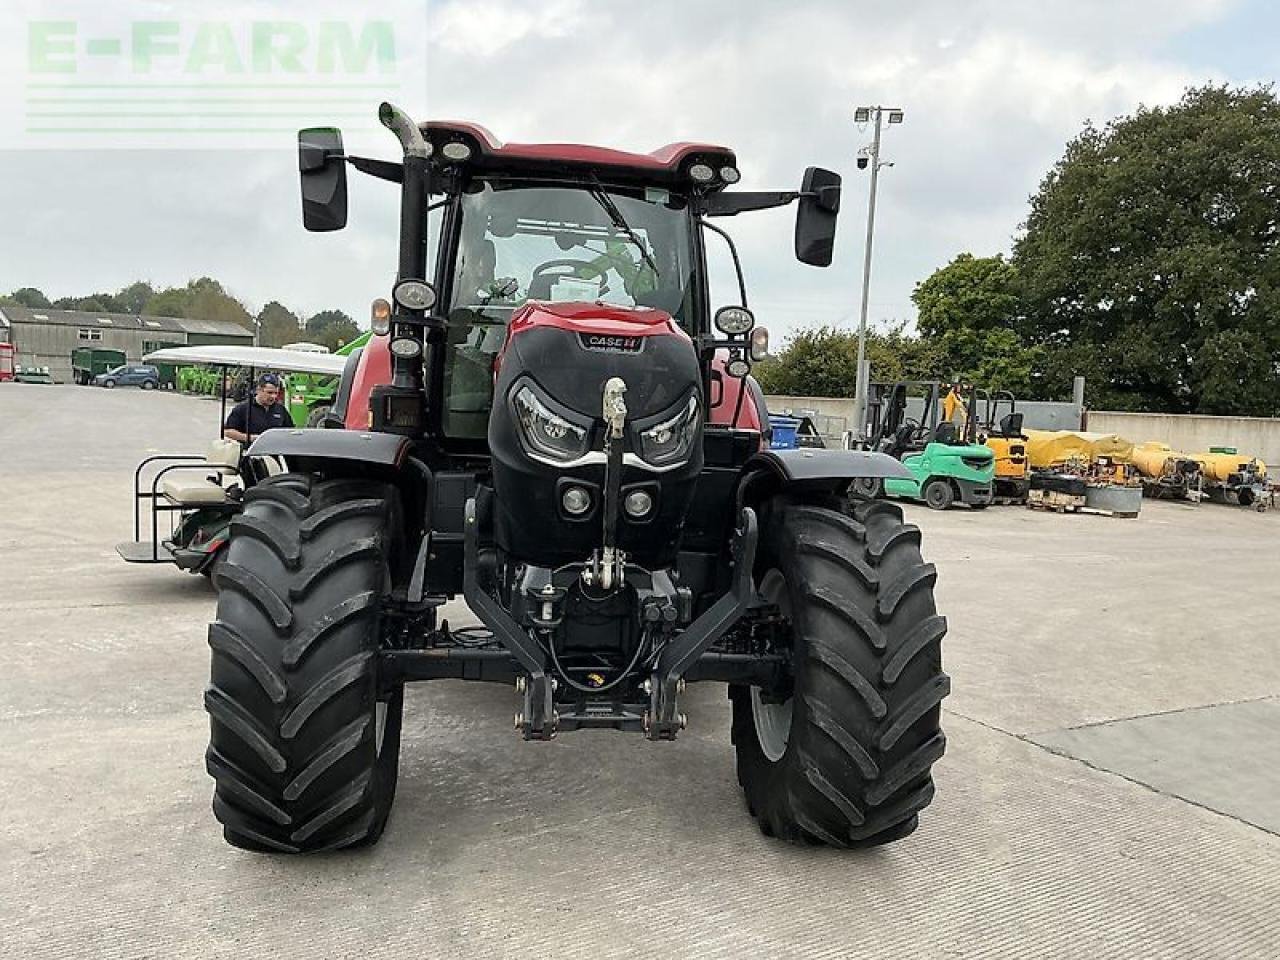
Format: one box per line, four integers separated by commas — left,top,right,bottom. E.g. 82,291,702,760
7,3,426,148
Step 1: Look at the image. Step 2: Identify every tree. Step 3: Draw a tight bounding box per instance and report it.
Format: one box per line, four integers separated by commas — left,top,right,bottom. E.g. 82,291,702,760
305,309,354,336
305,310,360,351
256,301,303,348
1013,84,1280,416
913,253,1020,339
116,281,157,315
8,287,51,308
911,253,1045,396
143,277,254,331
53,294,122,313
754,325,940,398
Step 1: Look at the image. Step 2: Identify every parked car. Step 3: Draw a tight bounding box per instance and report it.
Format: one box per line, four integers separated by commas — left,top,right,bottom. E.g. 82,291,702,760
93,364,161,389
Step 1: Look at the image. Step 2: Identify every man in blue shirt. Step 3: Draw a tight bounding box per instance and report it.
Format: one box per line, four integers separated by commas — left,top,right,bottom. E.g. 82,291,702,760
223,373,294,444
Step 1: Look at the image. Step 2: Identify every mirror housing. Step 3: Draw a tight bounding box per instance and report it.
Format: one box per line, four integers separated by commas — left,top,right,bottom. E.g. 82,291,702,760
298,127,348,232
795,167,841,266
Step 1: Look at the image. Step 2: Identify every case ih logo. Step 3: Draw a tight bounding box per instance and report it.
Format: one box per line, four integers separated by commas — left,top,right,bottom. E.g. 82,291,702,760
579,334,644,354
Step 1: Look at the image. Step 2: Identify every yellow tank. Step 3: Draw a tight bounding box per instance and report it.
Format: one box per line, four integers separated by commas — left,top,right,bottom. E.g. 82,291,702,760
1131,441,1180,478
1131,441,1267,483
1192,451,1267,483
1024,430,1134,469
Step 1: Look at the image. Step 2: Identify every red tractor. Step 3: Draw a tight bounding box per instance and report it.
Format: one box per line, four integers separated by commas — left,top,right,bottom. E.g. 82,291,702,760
205,104,948,853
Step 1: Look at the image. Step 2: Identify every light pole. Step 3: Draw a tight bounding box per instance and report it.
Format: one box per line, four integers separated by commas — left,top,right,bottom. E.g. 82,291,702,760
850,105,903,443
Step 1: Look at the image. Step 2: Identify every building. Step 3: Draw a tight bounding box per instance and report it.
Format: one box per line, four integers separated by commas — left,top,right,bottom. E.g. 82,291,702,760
0,306,253,382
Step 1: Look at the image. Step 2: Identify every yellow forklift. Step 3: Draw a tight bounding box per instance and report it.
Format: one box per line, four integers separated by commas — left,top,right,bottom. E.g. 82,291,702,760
975,389,1029,504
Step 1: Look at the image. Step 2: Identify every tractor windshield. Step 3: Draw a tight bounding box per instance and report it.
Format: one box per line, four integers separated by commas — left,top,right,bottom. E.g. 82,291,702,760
441,181,696,438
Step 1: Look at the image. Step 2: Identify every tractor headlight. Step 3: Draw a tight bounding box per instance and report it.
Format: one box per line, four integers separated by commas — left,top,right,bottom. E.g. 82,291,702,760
512,385,591,462
636,393,700,467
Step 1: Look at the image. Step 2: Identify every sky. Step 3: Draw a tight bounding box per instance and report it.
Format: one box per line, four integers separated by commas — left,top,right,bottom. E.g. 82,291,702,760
2,0,1279,343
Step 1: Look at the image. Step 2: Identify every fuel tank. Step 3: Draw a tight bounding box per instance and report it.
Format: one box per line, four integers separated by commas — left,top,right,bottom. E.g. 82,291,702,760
488,301,704,568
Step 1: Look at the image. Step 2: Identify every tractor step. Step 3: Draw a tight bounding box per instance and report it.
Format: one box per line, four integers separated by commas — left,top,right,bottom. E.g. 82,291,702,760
115,540,176,564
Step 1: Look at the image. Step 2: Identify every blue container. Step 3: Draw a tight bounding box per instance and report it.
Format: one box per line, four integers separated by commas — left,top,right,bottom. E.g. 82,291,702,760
769,415,801,450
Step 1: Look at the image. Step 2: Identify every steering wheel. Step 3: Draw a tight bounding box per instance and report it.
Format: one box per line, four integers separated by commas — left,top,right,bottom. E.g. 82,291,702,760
528,258,610,298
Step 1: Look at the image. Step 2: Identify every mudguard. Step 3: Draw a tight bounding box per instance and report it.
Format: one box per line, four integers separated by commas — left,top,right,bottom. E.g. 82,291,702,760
245,428,411,467
740,448,912,496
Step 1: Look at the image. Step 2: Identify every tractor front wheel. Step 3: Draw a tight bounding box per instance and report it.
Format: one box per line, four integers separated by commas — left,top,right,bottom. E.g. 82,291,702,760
205,474,404,853
731,499,949,847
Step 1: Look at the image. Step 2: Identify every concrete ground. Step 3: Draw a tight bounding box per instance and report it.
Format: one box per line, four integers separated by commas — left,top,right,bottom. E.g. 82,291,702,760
1,383,1278,960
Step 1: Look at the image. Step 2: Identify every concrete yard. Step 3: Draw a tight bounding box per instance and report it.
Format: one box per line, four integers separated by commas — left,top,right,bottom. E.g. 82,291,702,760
1,383,1278,960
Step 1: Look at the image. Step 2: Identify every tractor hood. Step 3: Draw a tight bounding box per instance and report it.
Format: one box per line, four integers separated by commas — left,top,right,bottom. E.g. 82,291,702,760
496,301,695,422
487,299,703,568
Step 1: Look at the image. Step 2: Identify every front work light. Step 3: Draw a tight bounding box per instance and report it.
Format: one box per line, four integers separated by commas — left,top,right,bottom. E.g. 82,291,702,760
726,356,751,378
719,166,741,184
513,385,591,463
689,163,715,183
371,298,392,336
389,337,422,359
393,279,436,311
442,141,472,161
624,489,653,518
562,486,592,516
636,394,699,467
715,306,755,336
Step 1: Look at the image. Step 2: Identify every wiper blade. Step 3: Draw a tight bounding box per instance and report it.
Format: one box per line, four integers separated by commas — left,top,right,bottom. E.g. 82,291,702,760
587,179,660,279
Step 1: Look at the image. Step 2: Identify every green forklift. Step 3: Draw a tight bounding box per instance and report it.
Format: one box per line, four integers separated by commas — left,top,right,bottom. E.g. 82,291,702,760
850,381,995,510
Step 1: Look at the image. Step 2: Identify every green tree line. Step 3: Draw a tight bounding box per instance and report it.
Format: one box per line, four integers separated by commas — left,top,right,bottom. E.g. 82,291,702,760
0,278,360,352
759,85,1280,417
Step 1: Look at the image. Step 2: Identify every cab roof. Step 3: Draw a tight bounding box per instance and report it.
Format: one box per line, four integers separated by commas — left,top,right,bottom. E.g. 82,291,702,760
422,120,738,189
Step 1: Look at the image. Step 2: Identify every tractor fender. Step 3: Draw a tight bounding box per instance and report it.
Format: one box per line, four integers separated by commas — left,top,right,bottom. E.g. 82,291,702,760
736,447,913,503
245,428,411,470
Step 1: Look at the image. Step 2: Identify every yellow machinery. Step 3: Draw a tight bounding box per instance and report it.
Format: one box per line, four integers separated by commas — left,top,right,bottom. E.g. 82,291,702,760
967,389,1029,503
1131,441,1268,507
1024,430,1133,468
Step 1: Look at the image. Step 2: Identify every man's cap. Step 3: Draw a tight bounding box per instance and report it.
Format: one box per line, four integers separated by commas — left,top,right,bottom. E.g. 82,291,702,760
257,373,281,388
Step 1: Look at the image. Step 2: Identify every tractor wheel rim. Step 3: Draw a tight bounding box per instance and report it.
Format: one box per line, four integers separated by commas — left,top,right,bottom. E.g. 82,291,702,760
752,568,793,763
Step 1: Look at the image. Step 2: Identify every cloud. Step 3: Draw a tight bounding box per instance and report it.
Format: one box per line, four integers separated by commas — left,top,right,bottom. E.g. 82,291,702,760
0,0,1251,341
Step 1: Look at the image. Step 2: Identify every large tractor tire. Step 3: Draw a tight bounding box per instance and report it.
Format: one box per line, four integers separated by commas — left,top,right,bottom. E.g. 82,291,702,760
731,498,949,847
205,474,404,853
304,405,331,429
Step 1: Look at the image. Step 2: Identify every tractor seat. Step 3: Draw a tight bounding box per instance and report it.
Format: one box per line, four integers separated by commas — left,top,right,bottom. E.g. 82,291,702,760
159,439,242,506
160,475,233,504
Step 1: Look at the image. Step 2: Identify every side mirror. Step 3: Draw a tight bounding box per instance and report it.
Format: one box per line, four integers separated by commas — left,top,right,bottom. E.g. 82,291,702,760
298,127,348,232
795,167,841,266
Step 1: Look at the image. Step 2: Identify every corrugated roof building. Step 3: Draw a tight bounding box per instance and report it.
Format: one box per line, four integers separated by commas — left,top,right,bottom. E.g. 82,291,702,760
0,306,253,382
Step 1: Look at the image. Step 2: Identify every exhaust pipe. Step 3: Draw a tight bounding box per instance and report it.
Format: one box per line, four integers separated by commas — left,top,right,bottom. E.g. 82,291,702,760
378,101,430,159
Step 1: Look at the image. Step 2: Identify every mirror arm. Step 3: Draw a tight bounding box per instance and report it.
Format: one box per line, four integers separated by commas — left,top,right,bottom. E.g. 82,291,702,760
347,155,404,184
704,190,800,217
